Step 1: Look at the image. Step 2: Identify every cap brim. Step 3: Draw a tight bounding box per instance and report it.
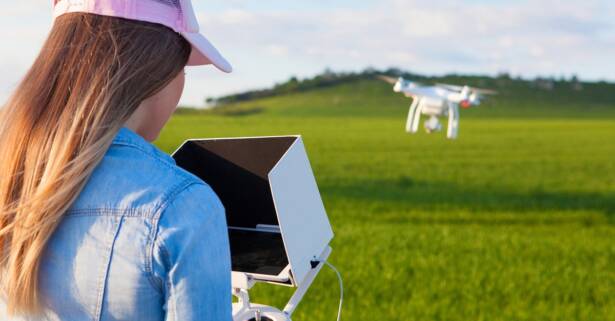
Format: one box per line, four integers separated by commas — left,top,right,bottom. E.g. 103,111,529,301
182,32,232,73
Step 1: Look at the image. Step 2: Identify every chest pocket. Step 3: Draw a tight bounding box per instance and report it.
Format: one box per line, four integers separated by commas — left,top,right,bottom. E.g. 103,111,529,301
40,214,124,321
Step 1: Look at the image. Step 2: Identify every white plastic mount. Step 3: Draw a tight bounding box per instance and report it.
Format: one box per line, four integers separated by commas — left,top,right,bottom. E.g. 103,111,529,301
232,246,332,321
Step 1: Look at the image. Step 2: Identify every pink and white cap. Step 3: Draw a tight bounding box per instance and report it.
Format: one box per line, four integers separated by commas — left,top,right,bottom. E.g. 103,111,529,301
52,0,232,72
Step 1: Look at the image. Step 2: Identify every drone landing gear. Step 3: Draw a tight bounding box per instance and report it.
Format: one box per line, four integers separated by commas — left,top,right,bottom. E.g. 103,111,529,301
446,101,459,139
406,97,422,133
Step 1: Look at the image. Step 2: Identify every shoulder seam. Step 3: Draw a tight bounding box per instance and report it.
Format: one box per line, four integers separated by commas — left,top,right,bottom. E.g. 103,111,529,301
144,179,205,292
64,208,152,217
111,142,190,180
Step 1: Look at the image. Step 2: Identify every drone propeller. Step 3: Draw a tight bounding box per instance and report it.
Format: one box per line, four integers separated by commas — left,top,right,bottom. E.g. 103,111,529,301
436,83,498,95
471,87,498,95
377,75,400,85
378,75,426,89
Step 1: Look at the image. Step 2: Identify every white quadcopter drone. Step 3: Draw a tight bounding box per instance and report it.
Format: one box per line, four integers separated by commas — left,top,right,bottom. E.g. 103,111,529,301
380,76,497,139
173,136,342,321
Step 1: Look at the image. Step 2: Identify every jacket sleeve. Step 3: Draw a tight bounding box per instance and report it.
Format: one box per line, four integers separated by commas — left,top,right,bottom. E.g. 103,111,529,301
152,182,232,321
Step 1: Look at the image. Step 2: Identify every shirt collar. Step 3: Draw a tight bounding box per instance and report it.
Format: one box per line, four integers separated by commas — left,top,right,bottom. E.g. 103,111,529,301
113,126,146,145
112,127,176,165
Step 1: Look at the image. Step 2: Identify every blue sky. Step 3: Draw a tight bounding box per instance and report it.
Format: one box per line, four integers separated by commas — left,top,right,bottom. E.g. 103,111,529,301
1,0,614,106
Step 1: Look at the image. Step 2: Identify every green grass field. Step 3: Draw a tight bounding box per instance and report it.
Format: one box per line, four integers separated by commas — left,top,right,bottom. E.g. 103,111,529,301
156,78,615,321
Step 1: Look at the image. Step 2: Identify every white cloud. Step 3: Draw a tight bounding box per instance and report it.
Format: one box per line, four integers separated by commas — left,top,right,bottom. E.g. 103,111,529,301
213,9,254,25
199,0,615,66
1,0,614,106
265,44,289,57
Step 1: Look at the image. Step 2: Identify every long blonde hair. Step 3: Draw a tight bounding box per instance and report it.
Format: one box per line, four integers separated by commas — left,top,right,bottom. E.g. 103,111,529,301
0,13,191,315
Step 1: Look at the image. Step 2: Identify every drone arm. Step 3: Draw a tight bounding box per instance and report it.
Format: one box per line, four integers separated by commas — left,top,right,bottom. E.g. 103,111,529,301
399,86,441,98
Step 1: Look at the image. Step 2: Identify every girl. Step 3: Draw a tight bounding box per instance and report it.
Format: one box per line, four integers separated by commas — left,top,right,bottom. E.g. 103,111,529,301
0,0,233,320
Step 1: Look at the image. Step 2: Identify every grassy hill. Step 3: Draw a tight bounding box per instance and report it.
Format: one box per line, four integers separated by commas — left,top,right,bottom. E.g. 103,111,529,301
156,73,615,321
195,71,615,117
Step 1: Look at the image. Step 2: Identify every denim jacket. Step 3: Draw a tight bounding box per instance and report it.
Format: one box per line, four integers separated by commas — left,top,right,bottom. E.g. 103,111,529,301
1,127,232,321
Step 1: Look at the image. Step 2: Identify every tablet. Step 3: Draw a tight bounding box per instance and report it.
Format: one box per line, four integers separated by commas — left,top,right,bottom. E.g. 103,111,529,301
173,136,333,287
228,227,290,281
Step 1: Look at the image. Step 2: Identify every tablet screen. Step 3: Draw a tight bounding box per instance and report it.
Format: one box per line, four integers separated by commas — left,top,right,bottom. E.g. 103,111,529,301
228,228,289,276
